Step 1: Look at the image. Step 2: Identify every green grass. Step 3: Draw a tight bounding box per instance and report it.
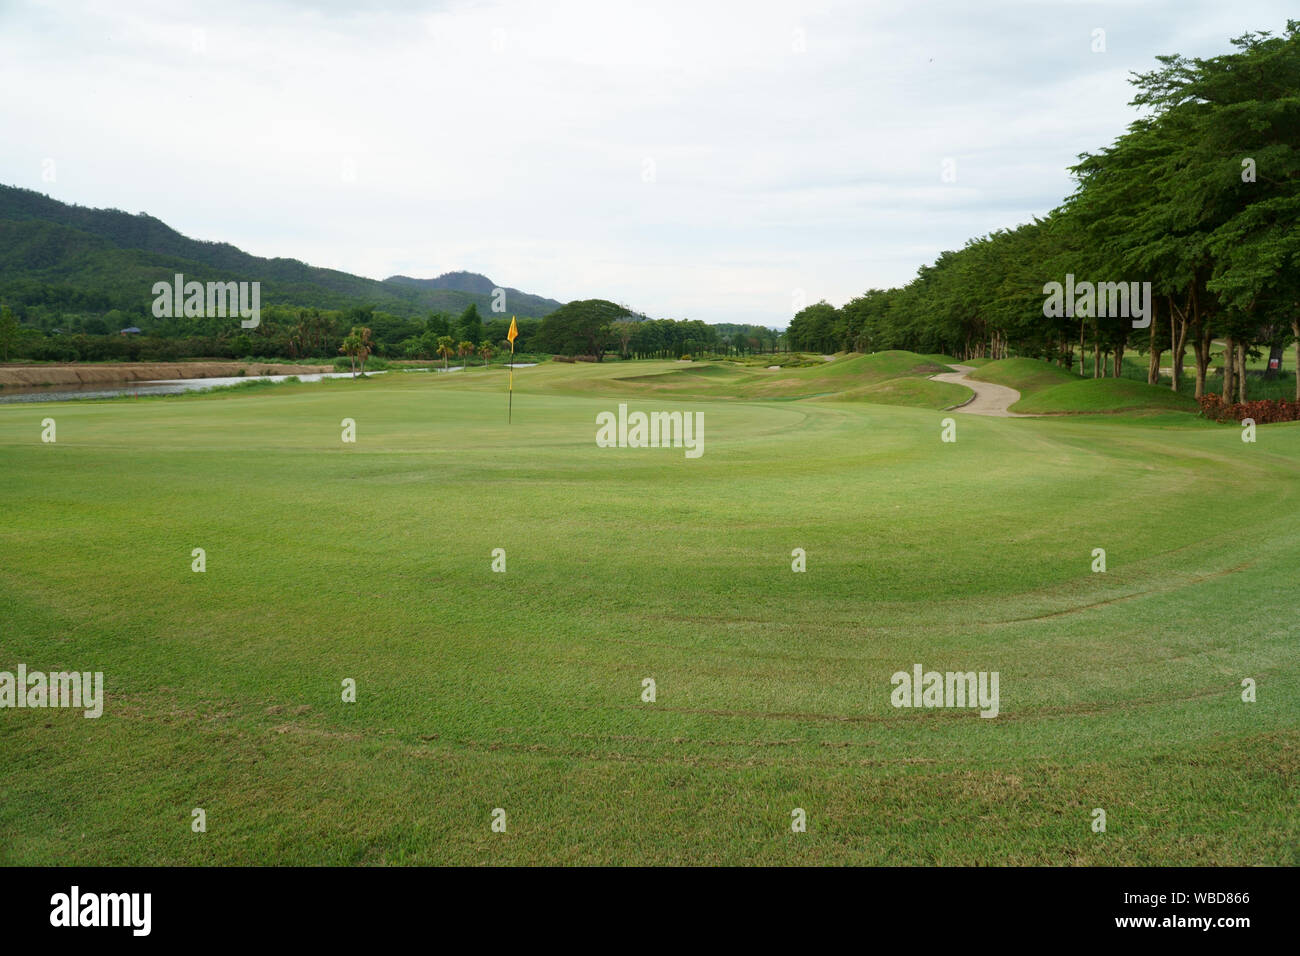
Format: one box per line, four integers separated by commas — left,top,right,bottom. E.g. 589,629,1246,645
1112,353,1298,401
816,376,972,409
1,362,1296,865
720,352,826,368
1014,378,1200,415
973,358,1202,416
591,351,952,404
969,358,1079,397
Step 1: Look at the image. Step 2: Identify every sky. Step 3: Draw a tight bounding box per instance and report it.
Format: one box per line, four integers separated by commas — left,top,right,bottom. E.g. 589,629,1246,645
1,0,1293,326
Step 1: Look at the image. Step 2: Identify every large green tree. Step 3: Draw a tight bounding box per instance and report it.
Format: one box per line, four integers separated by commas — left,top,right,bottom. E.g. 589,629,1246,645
534,299,631,360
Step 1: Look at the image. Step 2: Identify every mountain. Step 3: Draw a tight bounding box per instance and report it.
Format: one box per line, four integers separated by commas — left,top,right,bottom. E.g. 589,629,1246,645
387,271,498,295
0,184,564,320
384,271,562,317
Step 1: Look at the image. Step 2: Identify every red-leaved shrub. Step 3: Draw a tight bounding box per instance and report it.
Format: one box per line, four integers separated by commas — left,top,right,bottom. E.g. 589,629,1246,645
1198,392,1300,424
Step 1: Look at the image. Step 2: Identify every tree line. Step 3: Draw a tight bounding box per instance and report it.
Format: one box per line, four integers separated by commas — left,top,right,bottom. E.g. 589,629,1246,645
1,291,787,367
787,22,1300,401
531,299,782,360
0,300,545,364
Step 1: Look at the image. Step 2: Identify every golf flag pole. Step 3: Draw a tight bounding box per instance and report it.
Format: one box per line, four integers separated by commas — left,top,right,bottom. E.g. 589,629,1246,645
507,315,518,423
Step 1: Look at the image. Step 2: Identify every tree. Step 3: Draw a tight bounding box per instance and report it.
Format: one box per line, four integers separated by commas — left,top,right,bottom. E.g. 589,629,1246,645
435,335,456,370
0,306,18,362
358,326,374,374
1196,25,1300,400
823,21,1300,402
457,304,482,345
787,301,839,353
339,325,373,377
291,308,333,358
478,340,494,366
458,340,475,369
612,319,637,358
533,299,628,359
426,312,451,337
340,330,360,377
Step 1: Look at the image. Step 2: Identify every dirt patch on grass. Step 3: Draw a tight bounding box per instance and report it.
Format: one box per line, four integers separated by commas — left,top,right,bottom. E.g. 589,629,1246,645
0,362,331,387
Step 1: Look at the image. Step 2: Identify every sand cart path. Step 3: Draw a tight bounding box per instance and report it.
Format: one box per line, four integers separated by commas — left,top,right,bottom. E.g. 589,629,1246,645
931,364,1031,417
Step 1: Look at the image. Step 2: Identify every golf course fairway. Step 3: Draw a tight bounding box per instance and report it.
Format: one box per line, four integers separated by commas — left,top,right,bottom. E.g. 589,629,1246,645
1,360,1296,865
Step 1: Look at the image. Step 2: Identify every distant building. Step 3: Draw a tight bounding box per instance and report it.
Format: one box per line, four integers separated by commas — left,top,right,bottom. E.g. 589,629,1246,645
120,326,142,335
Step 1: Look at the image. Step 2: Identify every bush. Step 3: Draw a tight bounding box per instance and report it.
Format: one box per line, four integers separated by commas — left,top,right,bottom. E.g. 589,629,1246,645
1198,392,1300,424
28,341,79,362
332,355,391,372
551,355,575,363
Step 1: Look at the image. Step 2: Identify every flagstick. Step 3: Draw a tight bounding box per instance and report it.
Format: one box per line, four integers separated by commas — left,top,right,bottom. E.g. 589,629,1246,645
508,340,515,424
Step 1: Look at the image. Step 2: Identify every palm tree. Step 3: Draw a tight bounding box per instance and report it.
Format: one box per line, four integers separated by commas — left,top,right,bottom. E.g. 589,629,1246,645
340,329,360,378
458,340,474,369
287,323,305,359
357,326,373,375
339,326,373,378
436,335,456,370
478,341,494,366
297,307,330,356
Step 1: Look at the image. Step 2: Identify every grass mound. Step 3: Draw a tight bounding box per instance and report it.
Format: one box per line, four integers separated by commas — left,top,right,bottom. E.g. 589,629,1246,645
739,350,950,398
1015,377,1199,414
971,358,1197,414
601,350,952,404
616,365,747,385
816,350,950,381
968,358,1078,396
817,376,972,409
721,353,825,369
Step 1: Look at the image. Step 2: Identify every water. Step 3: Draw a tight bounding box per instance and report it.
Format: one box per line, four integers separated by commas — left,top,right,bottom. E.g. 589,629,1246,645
0,371,377,404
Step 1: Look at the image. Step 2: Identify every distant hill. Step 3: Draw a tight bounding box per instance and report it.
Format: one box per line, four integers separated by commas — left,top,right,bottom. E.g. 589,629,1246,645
0,184,564,320
384,271,562,317
386,271,497,295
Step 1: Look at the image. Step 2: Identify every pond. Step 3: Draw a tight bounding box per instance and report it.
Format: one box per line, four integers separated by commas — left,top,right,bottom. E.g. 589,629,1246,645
0,371,375,404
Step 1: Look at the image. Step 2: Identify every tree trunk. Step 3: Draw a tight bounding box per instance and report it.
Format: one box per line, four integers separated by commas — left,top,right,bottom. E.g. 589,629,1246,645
1294,318,1300,402
1191,323,1210,399
1113,340,1125,378
1169,295,1190,393
1169,297,1179,392
1147,298,1161,384
1094,334,1101,379
1237,342,1247,403
1264,344,1284,380
1222,336,1234,401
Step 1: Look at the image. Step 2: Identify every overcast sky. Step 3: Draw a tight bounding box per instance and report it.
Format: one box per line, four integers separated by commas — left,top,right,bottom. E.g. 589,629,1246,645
1,1,1292,326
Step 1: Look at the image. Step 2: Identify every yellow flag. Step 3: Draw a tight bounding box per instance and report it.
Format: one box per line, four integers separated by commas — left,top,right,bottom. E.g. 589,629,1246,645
506,316,517,423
